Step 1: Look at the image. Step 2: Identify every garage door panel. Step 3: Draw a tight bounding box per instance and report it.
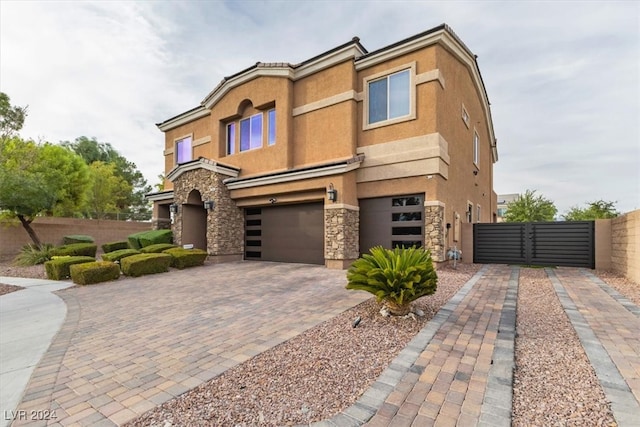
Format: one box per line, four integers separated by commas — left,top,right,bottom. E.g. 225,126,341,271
245,203,324,265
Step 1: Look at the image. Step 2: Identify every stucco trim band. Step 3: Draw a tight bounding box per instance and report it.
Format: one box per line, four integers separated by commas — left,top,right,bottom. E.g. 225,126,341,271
225,159,363,190
324,203,360,211
292,90,359,117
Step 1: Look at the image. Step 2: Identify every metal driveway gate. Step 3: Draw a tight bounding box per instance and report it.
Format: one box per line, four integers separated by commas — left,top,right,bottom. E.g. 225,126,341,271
473,221,594,268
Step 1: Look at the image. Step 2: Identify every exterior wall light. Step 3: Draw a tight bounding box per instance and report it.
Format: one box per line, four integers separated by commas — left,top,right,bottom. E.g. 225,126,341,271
327,183,338,202
169,203,179,214
204,200,215,210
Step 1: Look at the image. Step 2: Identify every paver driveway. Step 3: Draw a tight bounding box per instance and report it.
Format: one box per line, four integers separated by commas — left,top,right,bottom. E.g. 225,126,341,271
9,262,370,426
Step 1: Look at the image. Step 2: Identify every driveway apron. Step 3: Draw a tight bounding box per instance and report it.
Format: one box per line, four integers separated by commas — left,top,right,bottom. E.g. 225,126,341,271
5,262,369,427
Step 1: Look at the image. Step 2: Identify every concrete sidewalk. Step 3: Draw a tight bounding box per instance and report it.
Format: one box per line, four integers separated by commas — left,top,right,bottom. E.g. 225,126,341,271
0,277,74,427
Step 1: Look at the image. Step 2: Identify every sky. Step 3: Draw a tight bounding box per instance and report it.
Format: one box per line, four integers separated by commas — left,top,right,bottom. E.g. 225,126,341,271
1,0,638,216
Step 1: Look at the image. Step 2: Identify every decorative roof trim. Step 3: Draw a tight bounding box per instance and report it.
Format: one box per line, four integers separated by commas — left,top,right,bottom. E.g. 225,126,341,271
224,156,364,190
145,190,174,202
157,106,209,132
166,157,240,182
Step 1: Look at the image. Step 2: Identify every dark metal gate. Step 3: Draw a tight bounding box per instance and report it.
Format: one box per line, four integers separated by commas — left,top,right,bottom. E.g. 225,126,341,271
473,221,594,268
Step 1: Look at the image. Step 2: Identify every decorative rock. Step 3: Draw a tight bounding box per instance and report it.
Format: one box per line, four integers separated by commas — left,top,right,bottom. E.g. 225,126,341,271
414,308,425,317
379,306,391,317
352,316,362,328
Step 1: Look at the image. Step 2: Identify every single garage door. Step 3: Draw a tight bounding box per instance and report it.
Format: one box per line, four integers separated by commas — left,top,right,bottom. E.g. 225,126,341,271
359,194,424,255
244,202,324,264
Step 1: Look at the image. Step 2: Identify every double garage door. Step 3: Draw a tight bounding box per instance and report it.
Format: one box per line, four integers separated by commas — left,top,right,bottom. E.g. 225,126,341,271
359,194,425,255
244,202,324,264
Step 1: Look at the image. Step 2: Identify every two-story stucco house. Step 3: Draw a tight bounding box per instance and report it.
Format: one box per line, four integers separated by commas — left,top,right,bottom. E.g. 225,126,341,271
147,23,499,269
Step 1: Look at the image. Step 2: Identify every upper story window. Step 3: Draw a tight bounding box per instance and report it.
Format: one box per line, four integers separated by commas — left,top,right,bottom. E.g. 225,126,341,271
226,123,235,155
364,63,415,130
473,131,479,166
467,202,473,223
462,105,470,128
240,113,263,152
267,109,276,146
226,108,275,155
175,136,192,164
369,69,410,124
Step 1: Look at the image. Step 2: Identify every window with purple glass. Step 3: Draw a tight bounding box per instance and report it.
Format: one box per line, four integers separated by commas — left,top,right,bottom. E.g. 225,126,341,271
175,136,192,164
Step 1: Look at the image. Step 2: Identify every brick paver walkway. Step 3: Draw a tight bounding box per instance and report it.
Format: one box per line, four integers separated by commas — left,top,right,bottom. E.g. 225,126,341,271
548,268,640,426
9,262,369,427
331,264,518,427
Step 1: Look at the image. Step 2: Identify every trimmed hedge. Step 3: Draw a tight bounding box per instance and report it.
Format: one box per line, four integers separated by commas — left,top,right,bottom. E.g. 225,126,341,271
45,256,96,280
140,243,178,254
120,253,172,277
51,243,97,258
63,235,94,245
101,249,140,263
102,241,129,253
163,248,208,269
127,230,172,249
70,261,120,285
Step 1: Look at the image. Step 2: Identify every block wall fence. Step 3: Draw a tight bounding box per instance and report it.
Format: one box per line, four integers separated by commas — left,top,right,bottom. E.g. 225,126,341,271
0,217,151,260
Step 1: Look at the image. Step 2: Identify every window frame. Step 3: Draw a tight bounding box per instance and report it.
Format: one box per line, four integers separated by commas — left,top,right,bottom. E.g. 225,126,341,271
239,113,263,152
363,62,416,130
226,122,236,155
267,109,276,146
174,134,193,165
467,202,474,223
461,104,470,128
473,130,479,166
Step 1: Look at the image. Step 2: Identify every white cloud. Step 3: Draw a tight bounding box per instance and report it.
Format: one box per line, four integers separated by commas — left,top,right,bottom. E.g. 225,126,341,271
1,0,638,214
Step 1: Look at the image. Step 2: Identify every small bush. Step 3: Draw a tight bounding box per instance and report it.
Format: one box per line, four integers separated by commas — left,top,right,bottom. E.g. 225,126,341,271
51,243,97,258
346,246,438,316
13,243,55,266
70,261,120,285
164,248,208,269
140,243,178,253
102,241,129,253
120,253,172,277
128,230,172,249
101,249,140,263
45,256,96,280
62,235,94,245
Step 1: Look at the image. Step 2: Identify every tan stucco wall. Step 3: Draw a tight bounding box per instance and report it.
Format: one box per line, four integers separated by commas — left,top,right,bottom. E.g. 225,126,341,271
595,219,612,270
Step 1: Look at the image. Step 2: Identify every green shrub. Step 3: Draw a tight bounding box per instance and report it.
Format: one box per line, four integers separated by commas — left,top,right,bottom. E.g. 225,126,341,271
13,243,55,266
45,256,96,280
101,241,129,253
346,246,438,316
163,248,208,269
62,235,94,245
101,249,140,263
120,253,172,277
127,230,172,249
140,243,178,253
51,243,97,258
70,261,120,285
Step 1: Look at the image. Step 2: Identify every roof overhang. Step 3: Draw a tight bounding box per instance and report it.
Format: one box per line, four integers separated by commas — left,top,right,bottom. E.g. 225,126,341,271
145,190,174,202
166,157,240,182
224,156,364,190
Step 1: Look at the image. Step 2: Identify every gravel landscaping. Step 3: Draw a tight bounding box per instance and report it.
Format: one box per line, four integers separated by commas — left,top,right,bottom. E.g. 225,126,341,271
1,260,638,426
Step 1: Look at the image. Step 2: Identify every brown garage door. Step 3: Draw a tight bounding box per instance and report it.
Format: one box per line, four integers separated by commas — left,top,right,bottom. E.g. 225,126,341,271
244,202,324,264
360,194,424,255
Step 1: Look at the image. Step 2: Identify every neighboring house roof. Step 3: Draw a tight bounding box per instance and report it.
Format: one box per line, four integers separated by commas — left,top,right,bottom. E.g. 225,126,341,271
156,23,498,162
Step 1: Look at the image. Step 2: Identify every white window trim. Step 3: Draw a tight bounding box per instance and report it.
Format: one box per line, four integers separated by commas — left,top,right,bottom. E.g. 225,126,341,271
467,201,474,223
174,133,193,166
363,62,416,131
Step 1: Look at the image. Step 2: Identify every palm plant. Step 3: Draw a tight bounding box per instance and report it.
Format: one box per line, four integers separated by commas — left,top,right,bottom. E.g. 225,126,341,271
346,246,438,316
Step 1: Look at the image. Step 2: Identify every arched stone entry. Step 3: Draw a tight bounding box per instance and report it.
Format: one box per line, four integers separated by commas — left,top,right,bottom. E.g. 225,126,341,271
181,189,207,250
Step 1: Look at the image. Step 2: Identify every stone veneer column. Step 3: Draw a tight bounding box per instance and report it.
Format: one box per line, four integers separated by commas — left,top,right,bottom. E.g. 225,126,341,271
324,204,360,269
424,200,445,262
172,168,244,262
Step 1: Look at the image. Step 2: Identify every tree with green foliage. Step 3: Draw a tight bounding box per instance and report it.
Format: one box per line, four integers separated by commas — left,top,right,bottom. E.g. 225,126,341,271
564,200,619,221
0,92,28,141
85,161,133,219
61,136,152,220
504,189,557,222
0,137,90,247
